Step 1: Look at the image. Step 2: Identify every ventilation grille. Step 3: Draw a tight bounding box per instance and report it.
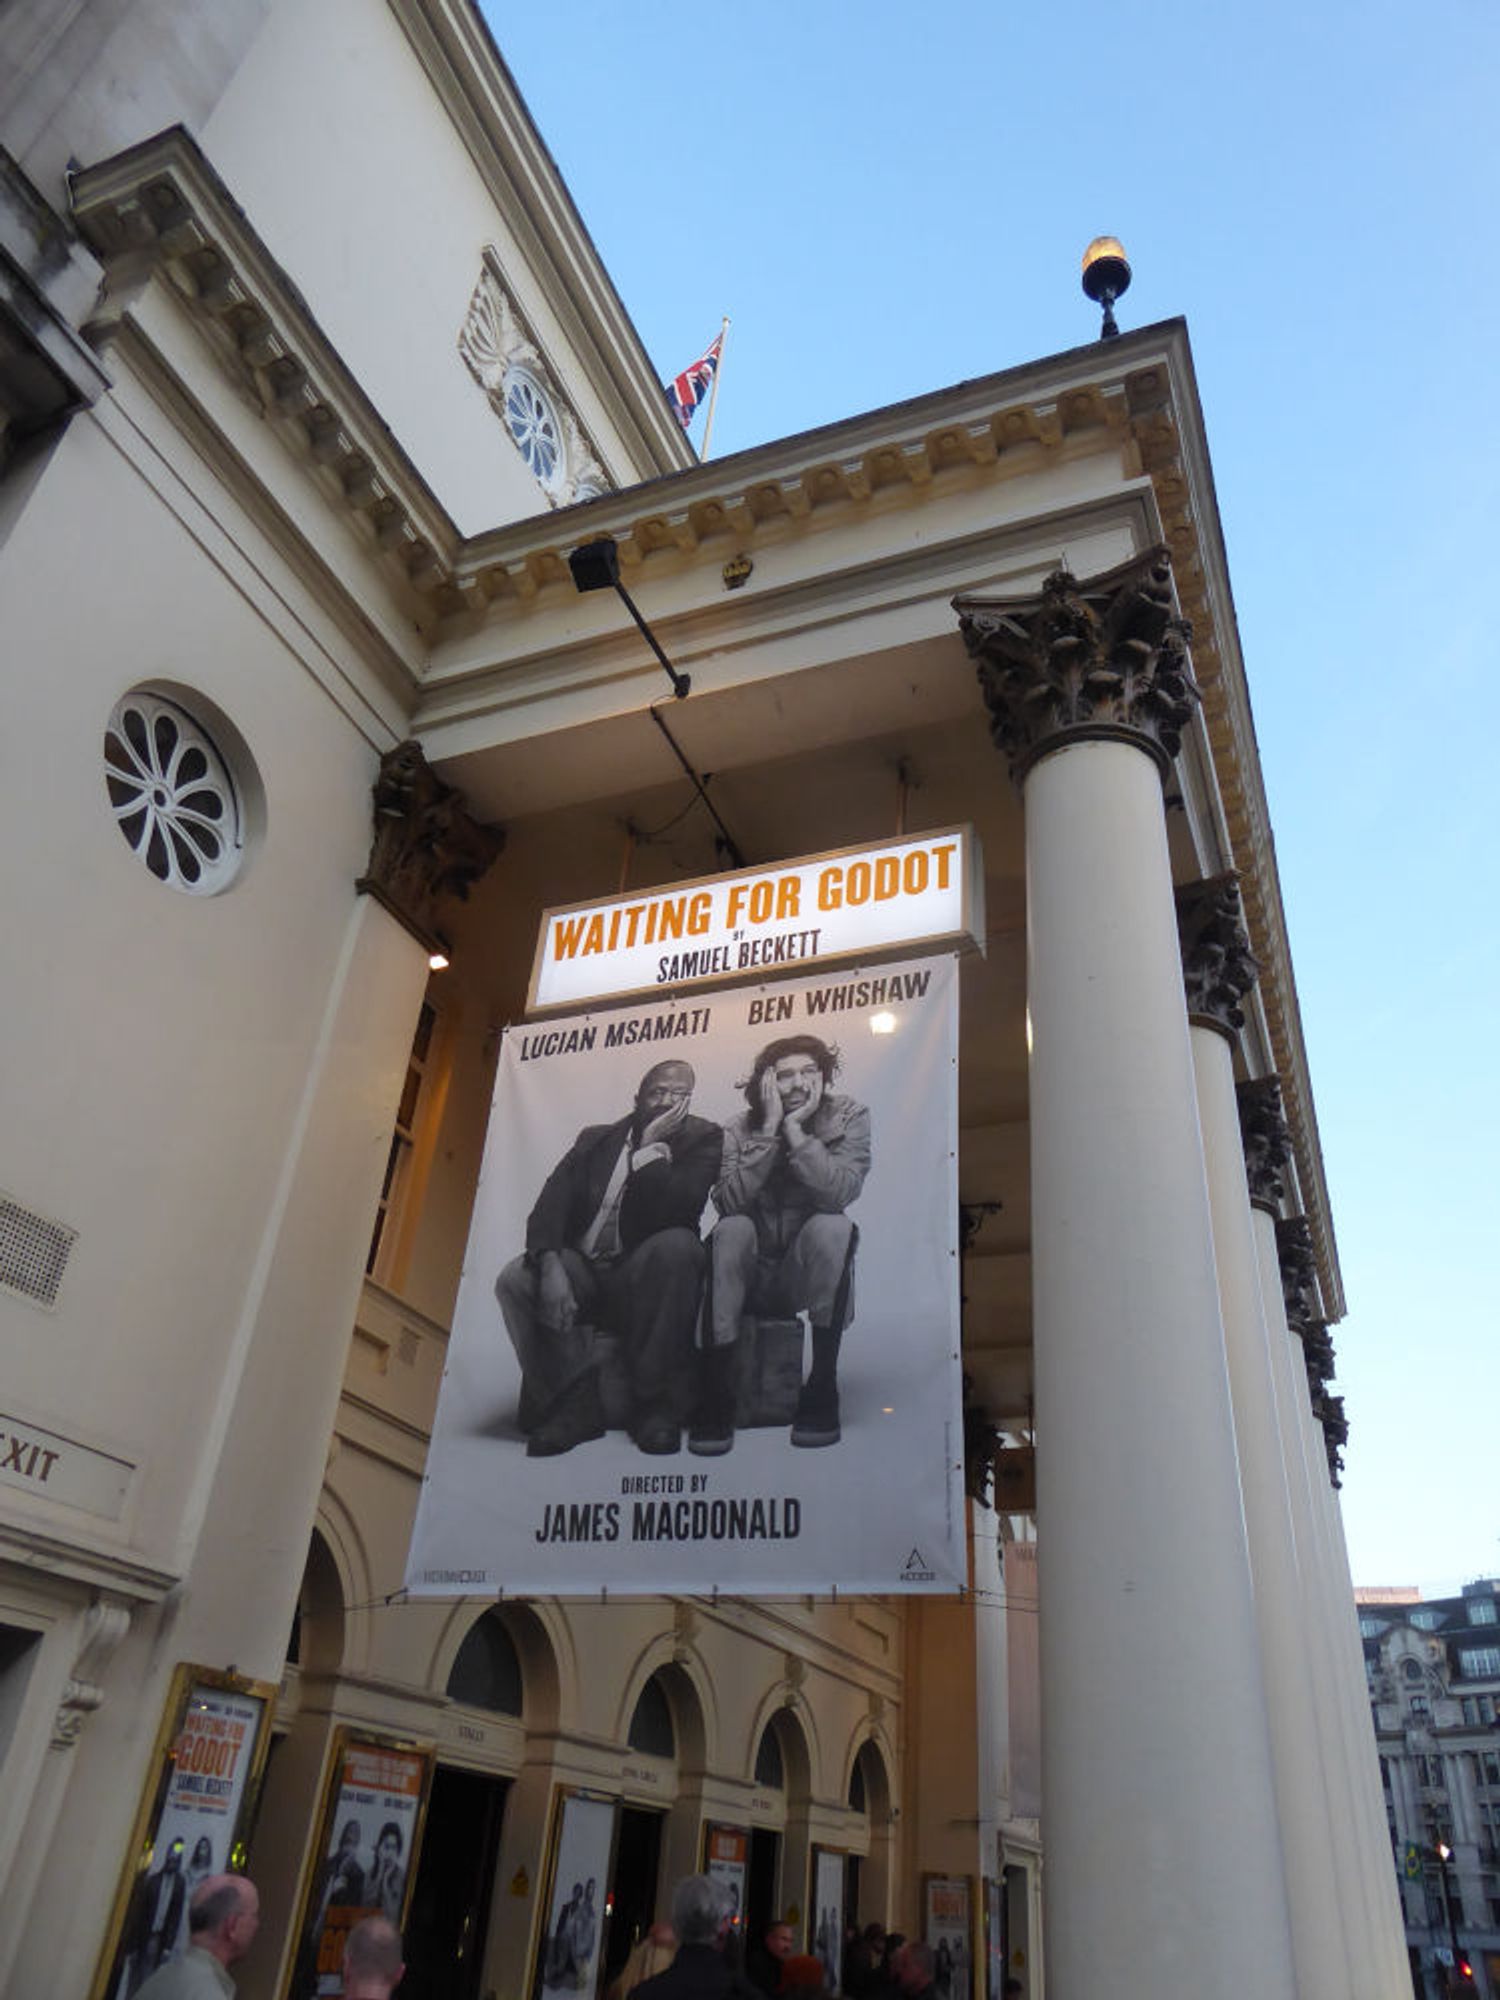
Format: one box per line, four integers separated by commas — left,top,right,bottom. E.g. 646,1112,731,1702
0,1196,77,1308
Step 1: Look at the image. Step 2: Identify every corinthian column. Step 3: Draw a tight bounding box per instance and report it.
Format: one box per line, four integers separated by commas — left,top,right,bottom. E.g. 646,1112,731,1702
957,551,1295,2000
1177,884,1352,1996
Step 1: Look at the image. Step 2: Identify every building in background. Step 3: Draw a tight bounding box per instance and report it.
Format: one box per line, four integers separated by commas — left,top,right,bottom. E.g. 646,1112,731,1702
0,3,1407,1996
1361,1581,1500,1997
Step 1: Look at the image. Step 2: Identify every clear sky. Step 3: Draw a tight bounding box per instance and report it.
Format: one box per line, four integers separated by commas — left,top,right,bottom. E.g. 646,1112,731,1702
482,0,1498,1592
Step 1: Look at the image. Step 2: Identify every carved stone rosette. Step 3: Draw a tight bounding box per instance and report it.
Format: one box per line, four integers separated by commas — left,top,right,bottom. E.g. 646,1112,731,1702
357,741,506,949
1237,1076,1291,1214
1176,872,1259,1038
955,545,1200,786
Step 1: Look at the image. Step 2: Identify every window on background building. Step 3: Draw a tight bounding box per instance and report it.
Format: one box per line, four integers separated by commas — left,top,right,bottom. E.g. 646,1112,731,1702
1460,1647,1500,1679
1463,1698,1480,1724
1481,1751,1500,1787
1468,1600,1498,1626
1412,1610,1442,1630
1361,1617,1386,1638
1411,1697,1430,1718
1381,1758,1392,1789
367,1000,440,1281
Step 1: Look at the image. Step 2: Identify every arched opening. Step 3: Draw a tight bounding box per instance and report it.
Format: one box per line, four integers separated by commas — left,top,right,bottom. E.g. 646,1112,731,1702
446,1610,524,1716
286,1527,345,1676
844,1738,894,1929
627,1673,675,1758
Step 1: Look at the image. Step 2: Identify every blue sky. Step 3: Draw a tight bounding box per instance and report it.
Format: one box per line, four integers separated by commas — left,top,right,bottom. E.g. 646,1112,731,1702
483,0,1499,1591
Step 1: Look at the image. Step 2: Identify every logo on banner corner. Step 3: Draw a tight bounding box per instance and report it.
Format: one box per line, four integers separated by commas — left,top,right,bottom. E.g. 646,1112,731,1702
900,1548,936,1582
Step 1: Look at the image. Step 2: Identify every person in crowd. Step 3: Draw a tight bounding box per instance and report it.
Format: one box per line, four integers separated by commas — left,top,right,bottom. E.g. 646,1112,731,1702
892,1942,936,2000
608,1921,678,2000
498,1060,720,1456
694,1036,869,1453
780,1954,831,2000
745,1918,795,1997
631,1874,758,2000
133,1875,260,1999
343,1914,405,1998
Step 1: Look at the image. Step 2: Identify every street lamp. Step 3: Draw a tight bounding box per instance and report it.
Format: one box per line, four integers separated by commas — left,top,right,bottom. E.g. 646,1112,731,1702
1081,236,1131,340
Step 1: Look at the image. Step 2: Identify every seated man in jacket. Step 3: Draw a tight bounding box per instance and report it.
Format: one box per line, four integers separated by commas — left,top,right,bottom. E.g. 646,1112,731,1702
497,1060,720,1456
693,1035,870,1454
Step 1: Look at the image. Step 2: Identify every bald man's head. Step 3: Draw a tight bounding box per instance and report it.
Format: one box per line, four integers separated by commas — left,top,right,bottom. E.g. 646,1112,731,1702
344,1914,404,1994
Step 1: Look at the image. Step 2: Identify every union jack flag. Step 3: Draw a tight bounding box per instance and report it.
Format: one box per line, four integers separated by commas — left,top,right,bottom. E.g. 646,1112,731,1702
666,329,724,431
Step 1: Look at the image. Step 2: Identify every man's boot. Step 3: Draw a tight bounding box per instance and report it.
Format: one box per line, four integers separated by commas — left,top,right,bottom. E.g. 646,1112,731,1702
688,1341,737,1456
527,1358,606,1457
791,1324,842,1447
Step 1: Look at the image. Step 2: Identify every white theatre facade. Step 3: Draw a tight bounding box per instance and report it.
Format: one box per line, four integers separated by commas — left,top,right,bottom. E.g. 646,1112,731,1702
0,2,1407,1996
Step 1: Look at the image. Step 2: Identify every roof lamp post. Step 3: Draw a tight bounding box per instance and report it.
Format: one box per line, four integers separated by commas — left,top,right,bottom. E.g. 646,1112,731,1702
1082,236,1132,339
568,536,690,700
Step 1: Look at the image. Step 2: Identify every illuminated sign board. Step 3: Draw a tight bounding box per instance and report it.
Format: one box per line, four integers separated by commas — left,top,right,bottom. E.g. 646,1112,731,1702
527,825,983,1013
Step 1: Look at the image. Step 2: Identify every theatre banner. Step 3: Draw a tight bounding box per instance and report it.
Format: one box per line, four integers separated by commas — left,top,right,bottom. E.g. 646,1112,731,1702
406,952,964,1596
528,827,982,1012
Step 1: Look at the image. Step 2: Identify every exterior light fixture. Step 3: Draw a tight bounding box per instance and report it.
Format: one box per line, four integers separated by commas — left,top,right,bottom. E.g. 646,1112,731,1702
568,536,690,700
1081,236,1132,339
428,937,451,971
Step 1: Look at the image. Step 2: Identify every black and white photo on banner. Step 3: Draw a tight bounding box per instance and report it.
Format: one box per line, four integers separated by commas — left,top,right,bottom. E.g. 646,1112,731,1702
406,953,963,1597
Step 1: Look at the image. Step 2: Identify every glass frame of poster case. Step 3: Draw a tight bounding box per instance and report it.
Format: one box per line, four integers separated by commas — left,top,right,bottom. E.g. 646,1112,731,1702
922,1873,976,2000
91,1662,278,2000
283,1726,435,2000
532,1786,620,2000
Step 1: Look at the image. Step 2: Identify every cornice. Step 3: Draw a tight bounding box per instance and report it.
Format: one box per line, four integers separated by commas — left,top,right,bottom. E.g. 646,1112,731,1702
70,126,464,626
386,0,694,481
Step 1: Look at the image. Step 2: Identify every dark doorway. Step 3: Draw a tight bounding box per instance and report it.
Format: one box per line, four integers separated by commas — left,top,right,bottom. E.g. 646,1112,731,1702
602,1807,664,1989
748,1829,782,1939
846,1854,862,1931
402,1766,510,2000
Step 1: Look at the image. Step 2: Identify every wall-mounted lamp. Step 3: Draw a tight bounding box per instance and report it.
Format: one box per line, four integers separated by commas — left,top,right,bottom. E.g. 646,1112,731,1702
568,536,690,700
428,937,451,972
1081,236,1132,339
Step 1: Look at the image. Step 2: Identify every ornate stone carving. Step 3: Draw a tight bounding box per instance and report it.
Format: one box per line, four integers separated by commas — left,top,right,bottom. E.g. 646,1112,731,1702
358,741,505,948
955,545,1200,786
1274,1215,1320,1333
1236,1076,1290,1213
1176,873,1258,1038
52,1598,132,1749
459,258,609,509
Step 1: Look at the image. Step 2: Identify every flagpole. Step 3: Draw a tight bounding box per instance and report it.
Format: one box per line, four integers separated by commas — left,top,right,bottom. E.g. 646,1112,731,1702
698,315,730,460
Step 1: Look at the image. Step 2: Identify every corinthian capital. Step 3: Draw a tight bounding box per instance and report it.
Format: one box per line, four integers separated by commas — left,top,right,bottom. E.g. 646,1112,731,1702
1236,1076,1290,1213
954,545,1199,786
1274,1216,1320,1334
358,741,505,949
1176,873,1258,1038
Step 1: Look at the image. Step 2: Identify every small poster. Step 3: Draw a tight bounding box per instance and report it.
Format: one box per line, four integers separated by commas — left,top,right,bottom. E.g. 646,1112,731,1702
92,1667,274,2000
288,1733,431,1998
812,1848,845,1995
924,1876,972,2000
538,1793,615,2000
705,1825,748,1940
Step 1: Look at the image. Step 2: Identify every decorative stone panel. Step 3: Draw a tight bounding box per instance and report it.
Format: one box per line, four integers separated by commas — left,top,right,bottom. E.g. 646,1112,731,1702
459,255,608,509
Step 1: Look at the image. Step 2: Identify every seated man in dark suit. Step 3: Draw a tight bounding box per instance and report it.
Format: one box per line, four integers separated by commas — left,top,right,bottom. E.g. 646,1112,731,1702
497,1060,721,1455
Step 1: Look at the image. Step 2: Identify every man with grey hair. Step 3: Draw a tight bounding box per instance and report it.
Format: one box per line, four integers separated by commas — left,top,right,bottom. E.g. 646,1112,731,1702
630,1875,757,2000
132,1874,260,1997
343,1913,405,1997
